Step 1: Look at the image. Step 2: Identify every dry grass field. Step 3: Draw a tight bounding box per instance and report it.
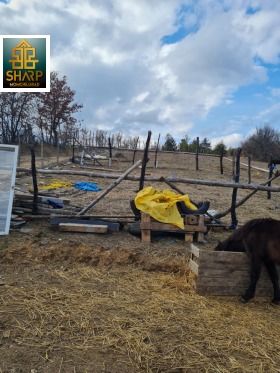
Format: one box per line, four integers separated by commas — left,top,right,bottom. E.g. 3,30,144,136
1,148,280,372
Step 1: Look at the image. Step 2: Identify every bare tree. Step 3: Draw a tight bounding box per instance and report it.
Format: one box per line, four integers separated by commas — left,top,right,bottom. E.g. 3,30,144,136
116,132,122,148
0,92,34,143
95,130,108,147
35,71,83,146
242,124,280,161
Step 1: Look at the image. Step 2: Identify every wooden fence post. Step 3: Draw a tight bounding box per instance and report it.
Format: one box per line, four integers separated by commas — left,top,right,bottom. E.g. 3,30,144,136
248,155,251,184
30,145,38,214
154,133,160,168
132,136,139,165
196,137,199,171
18,138,21,167
41,140,44,168
220,146,224,174
108,137,112,167
139,131,151,191
72,136,75,162
56,140,60,165
232,151,236,180
267,156,273,200
230,147,242,228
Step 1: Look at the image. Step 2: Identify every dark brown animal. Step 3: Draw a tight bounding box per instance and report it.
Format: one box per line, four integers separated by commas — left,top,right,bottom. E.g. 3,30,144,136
215,218,280,304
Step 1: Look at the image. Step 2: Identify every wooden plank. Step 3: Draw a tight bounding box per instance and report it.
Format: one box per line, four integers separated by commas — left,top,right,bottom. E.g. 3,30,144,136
197,215,205,242
15,193,70,205
185,233,194,243
141,213,151,243
50,218,120,232
191,246,250,264
199,249,248,262
197,260,251,271
195,285,274,296
58,223,108,233
140,222,206,232
195,267,250,279
185,216,199,224
189,259,199,276
191,244,200,259
196,272,276,287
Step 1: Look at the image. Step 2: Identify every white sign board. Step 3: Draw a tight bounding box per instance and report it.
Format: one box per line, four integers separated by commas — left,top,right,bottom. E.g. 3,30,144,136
0,144,18,235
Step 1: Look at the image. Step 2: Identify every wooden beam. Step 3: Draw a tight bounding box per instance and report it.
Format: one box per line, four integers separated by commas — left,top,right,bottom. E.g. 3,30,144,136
16,168,280,192
77,159,143,215
15,193,71,205
140,222,206,232
58,223,108,233
51,218,120,231
20,214,135,220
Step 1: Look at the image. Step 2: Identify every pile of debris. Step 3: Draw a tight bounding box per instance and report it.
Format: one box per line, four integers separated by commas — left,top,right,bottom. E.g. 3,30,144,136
11,189,123,233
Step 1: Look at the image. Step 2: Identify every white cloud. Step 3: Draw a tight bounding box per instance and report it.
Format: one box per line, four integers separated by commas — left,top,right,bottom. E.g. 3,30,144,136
1,0,280,144
211,133,244,149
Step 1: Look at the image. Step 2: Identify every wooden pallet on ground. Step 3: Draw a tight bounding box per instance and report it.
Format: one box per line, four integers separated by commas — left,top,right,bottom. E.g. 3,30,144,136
140,213,207,243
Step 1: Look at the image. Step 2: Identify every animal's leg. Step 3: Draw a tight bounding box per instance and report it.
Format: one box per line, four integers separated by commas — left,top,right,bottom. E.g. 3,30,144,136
241,258,262,303
263,259,280,305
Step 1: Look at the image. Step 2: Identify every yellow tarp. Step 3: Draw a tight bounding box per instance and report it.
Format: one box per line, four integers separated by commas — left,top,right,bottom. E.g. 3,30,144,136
135,186,197,229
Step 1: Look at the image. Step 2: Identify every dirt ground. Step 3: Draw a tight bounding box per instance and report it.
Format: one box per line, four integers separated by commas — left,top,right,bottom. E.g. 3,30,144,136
1,149,280,372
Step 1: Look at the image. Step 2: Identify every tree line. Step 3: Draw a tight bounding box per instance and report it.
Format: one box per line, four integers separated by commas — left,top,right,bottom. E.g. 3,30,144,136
161,133,226,155
162,124,280,161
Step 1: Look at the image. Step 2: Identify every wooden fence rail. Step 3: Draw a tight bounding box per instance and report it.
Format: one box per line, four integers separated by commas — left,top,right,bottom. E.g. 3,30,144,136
17,167,280,193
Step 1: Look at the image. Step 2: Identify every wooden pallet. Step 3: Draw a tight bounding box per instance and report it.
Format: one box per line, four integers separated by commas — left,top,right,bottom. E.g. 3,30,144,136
140,213,206,243
189,244,280,296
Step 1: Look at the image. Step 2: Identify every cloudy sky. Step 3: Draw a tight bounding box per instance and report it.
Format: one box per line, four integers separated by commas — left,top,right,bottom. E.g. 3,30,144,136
1,0,280,148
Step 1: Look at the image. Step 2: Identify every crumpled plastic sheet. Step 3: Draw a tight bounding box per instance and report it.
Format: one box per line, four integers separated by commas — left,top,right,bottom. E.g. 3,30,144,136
74,181,102,192
135,186,197,229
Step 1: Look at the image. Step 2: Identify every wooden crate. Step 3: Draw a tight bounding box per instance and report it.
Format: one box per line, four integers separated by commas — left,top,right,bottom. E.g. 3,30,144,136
140,213,206,243
189,244,280,296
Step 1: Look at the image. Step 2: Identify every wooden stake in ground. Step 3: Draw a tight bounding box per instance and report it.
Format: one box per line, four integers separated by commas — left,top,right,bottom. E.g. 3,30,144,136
267,156,273,200
154,133,160,168
230,147,242,228
220,146,224,175
77,159,143,215
30,145,38,214
139,131,151,191
108,137,112,167
132,136,139,165
196,137,199,171
248,155,251,184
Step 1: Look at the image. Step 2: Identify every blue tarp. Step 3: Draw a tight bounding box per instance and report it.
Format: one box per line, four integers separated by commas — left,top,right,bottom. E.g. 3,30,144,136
74,182,102,192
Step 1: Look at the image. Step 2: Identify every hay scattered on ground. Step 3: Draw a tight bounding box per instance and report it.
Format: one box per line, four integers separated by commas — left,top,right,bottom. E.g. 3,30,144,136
1,262,280,372
2,152,280,372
